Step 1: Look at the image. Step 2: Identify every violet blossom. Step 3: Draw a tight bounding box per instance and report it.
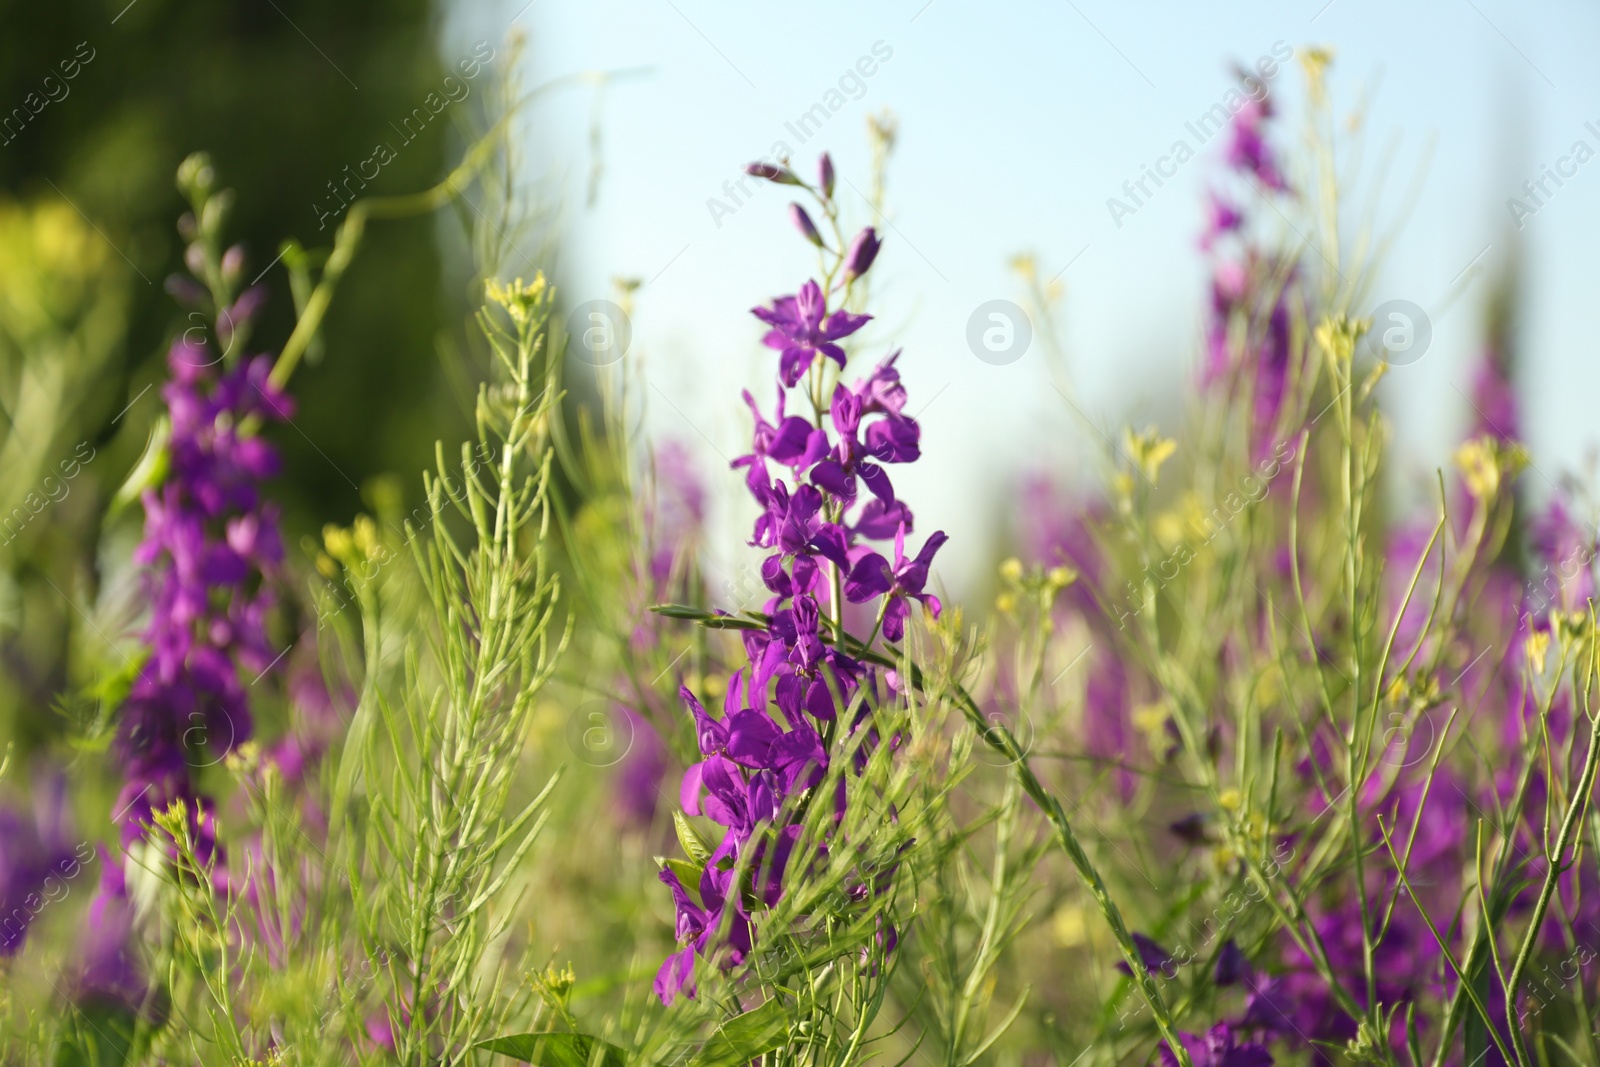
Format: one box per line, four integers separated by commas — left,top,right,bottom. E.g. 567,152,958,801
654,154,943,1004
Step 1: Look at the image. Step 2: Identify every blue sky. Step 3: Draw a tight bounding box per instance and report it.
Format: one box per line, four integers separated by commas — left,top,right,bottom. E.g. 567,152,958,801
447,0,1600,593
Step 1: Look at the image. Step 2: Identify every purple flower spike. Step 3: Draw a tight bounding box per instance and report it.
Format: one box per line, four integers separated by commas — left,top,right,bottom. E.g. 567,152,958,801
818,152,835,198
790,202,824,248
657,154,932,1002
844,227,881,280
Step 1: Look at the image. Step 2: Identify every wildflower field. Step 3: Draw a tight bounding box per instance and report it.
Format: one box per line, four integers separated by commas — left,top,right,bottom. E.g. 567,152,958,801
1,6,1598,1067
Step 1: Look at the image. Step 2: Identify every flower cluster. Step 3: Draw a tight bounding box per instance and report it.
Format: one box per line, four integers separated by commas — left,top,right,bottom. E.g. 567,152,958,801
1201,85,1298,450
112,304,292,861
654,153,942,1004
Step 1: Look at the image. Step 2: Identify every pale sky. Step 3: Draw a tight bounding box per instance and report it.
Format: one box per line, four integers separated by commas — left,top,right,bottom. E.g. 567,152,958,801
446,0,1600,596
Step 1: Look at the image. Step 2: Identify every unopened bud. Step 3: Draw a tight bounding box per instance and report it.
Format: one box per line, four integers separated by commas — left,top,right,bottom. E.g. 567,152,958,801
844,227,881,279
789,203,823,247
745,161,801,186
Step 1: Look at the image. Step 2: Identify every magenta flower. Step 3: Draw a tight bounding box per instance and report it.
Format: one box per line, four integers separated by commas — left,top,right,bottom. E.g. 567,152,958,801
0,778,78,957
1226,98,1288,192
845,525,948,642
1160,1023,1274,1067
656,154,940,1005
752,279,871,387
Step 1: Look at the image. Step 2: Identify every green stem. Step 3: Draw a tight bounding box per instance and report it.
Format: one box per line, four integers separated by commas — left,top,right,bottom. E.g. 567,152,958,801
1504,681,1600,1065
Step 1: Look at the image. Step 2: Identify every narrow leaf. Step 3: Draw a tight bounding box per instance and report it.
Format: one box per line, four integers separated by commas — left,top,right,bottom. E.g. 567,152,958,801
475,1032,628,1067
690,999,790,1067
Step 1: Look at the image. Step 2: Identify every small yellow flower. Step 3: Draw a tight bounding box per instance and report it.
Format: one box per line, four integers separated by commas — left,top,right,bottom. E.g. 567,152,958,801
994,592,1017,616
1313,314,1366,365
1454,435,1528,500
999,557,1024,584
1122,426,1177,486
1525,630,1550,674
1132,703,1170,751
1046,565,1077,590
1218,788,1243,812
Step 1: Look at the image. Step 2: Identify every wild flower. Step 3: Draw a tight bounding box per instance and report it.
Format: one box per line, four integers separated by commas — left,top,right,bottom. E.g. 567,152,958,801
110,157,292,871
653,151,944,1006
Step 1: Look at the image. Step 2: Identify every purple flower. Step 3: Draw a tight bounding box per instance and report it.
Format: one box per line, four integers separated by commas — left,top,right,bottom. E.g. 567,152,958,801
818,153,835,198
1160,1023,1274,1067
117,342,293,839
1215,939,1247,987
1114,931,1172,977
1201,192,1243,250
752,280,872,387
0,779,80,957
810,384,917,505
1468,348,1519,443
615,709,667,827
844,525,947,642
657,156,931,1003
1225,98,1288,192
76,848,145,1009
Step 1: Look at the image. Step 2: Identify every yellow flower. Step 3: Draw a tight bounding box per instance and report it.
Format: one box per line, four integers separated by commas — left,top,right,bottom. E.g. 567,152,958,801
1313,314,1367,367
999,557,1024,584
1046,565,1078,590
1526,629,1551,674
1454,435,1527,500
1132,703,1170,751
1121,425,1177,486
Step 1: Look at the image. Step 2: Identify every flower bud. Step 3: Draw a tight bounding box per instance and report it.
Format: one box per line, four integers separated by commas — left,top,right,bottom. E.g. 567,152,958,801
745,161,801,186
789,203,823,247
844,227,881,279
221,245,245,285
185,243,206,277
176,152,214,197
818,152,835,198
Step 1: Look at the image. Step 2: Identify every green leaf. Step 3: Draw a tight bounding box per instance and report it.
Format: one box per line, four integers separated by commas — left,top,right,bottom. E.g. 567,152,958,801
89,646,151,711
648,604,767,631
662,857,705,893
108,415,170,520
690,999,790,1067
474,1032,629,1067
673,810,713,867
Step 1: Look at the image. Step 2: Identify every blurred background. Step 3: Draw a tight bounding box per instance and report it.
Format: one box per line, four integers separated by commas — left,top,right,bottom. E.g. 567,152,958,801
0,0,1595,752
